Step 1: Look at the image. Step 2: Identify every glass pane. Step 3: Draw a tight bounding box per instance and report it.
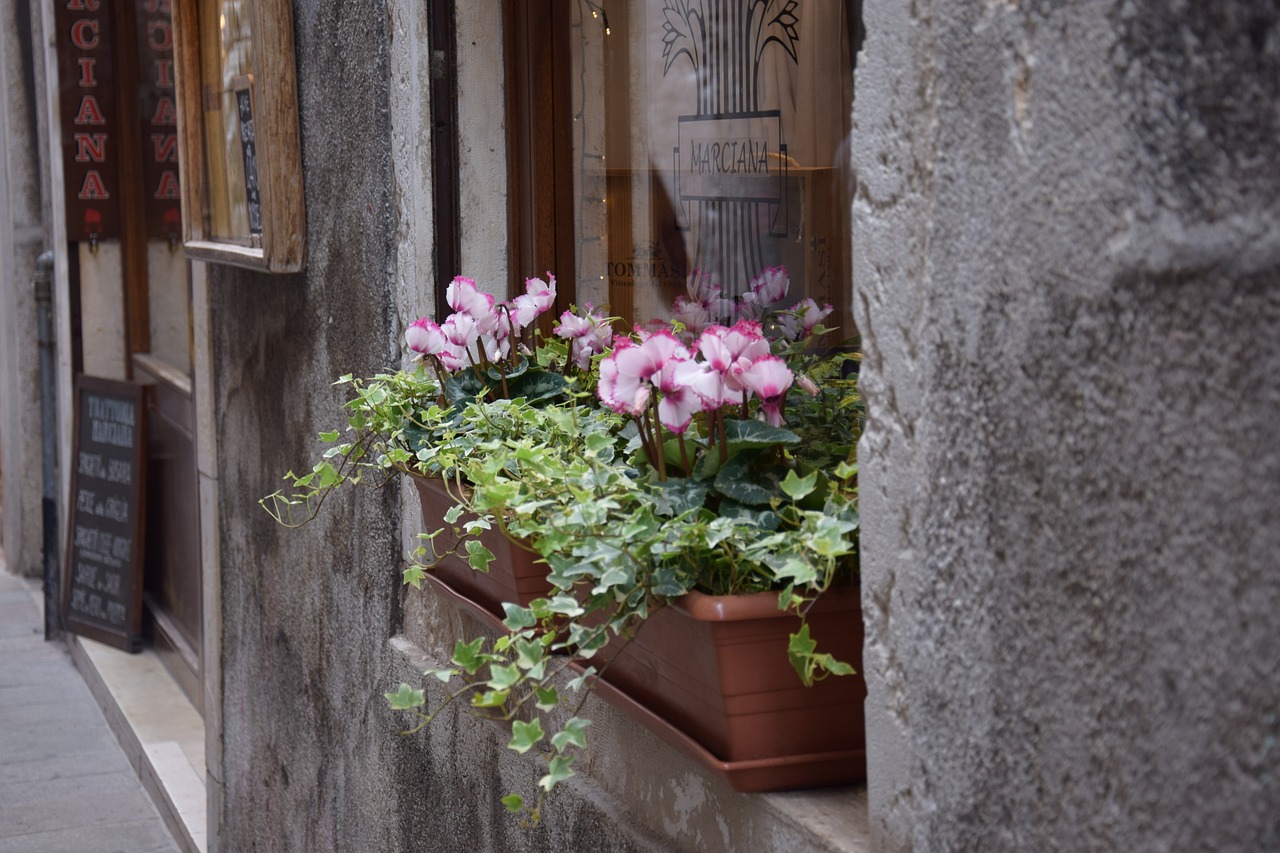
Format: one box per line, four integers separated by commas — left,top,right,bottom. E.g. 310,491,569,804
198,0,256,242
570,0,853,339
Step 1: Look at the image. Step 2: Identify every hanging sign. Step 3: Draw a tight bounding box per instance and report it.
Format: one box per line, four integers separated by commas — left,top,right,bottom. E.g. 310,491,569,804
63,376,148,652
135,0,181,241
55,0,121,242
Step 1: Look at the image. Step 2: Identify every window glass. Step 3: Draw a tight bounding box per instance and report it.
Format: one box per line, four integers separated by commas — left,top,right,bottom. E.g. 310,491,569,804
569,0,853,336
198,0,256,242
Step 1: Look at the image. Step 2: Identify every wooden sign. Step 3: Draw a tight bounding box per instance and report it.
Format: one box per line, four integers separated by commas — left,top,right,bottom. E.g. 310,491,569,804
63,376,148,652
55,0,121,241
233,75,263,239
135,0,181,241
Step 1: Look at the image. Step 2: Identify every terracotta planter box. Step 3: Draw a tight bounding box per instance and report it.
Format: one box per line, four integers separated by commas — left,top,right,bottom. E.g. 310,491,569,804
594,585,865,791
409,474,551,618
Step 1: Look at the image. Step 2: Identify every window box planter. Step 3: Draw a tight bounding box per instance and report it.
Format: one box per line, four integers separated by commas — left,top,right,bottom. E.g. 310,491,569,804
409,473,551,619
592,585,865,792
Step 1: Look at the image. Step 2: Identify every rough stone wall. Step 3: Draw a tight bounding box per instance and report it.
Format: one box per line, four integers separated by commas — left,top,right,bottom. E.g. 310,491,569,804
209,4,683,851
0,0,48,578
853,2,1280,851
209,1,405,848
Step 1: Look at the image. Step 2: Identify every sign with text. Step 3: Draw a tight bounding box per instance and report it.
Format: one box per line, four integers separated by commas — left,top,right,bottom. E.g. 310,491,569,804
234,75,263,238
673,110,787,235
63,376,148,652
135,0,181,240
55,0,121,241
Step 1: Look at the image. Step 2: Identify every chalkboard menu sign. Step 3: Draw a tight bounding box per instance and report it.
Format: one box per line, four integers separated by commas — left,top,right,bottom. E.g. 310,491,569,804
233,75,263,238
63,376,148,652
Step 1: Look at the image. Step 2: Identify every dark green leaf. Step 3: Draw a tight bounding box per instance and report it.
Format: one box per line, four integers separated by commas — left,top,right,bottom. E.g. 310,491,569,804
647,477,709,516
506,370,569,405
724,418,800,448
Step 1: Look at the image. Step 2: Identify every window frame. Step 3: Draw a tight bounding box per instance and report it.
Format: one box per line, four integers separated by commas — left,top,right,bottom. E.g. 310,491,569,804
171,0,306,273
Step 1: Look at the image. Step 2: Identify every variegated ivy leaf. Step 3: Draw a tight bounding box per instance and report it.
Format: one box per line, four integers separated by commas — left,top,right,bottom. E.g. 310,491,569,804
384,683,425,710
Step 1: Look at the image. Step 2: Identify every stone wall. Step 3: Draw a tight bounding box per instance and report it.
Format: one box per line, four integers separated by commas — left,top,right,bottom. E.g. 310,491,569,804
208,3,697,850
853,2,1280,850
0,0,47,578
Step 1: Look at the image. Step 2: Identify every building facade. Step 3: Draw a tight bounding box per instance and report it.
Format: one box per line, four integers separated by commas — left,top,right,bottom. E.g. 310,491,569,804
1,2,1276,852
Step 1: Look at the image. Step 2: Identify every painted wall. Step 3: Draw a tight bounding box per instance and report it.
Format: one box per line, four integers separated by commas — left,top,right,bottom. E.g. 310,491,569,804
854,2,1280,850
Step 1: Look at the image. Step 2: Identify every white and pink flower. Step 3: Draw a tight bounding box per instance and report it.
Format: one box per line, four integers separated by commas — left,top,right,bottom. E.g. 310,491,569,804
736,354,794,426
405,317,447,356
445,276,495,319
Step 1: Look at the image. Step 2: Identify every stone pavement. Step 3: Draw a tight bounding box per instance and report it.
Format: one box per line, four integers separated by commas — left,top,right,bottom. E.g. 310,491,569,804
0,565,179,853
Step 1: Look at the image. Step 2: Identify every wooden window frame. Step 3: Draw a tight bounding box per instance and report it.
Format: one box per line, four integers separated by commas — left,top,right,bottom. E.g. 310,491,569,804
171,0,305,272
503,0,575,307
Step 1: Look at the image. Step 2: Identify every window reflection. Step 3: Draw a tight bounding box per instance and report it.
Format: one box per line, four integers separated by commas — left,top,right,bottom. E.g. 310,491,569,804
198,0,255,242
570,0,853,338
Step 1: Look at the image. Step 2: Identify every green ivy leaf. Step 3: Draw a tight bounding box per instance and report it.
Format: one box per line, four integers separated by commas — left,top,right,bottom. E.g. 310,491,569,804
384,682,425,710
465,540,495,573
538,754,576,791
502,603,537,631
550,717,590,752
514,638,545,670
780,469,818,501
508,719,544,754
402,565,427,589
501,794,524,813
451,637,486,673
787,624,856,685
488,663,522,691
534,686,560,710
471,689,509,708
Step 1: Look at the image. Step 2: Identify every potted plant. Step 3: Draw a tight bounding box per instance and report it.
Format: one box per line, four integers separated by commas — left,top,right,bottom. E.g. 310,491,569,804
261,273,616,615
264,267,862,823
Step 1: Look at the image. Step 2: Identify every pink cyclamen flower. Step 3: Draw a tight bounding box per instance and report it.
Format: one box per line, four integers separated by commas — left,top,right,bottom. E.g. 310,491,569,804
598,330,689,415
749,266,790,307
779,297,834,340
555,307,612,370
523,274,558,312
793,298,834,338
671,297,712,337
509,275,558,330
445,276,495,318
405,317,447,355
436,344,467,372
737,354,794,426
442,313,479,349
654,359,720,434
697,322,770,403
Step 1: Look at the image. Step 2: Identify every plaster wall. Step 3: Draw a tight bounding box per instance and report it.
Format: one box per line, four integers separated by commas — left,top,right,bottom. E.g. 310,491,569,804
853,2,1280,851
147,241,191,371
78,243,128,380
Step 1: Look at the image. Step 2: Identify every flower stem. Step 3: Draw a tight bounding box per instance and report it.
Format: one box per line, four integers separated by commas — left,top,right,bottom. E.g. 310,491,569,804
649,393,667,481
